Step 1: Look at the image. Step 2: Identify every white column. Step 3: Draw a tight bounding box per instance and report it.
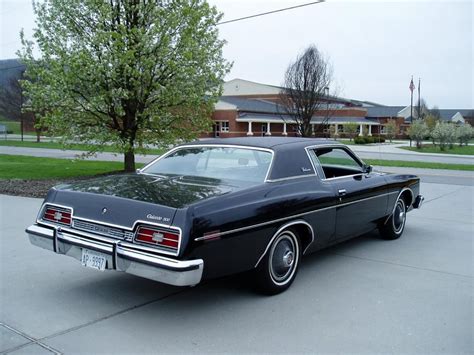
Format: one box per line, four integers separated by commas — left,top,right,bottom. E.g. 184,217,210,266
334,124,339,136
265,122,271,136
247,121,253,136
282,123,288,136
368,125,372,136
359,124,363,136
311,124,315,136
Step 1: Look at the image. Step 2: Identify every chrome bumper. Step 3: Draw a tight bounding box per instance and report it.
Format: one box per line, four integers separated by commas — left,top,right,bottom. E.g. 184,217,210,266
413,195,424,209
26,224,203,287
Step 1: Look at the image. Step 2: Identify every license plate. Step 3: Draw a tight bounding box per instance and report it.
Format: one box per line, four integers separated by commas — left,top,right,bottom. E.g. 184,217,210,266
81,249,106,271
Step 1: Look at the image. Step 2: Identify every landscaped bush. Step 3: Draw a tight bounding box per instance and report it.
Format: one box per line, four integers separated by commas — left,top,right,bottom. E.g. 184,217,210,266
354,136,386,144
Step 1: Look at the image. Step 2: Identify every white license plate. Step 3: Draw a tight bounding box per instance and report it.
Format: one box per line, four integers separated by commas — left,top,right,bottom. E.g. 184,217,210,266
81,249,106,271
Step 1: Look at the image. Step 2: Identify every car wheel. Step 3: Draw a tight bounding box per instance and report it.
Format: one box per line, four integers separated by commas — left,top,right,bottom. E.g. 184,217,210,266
380,198,406,240
255,229,301,295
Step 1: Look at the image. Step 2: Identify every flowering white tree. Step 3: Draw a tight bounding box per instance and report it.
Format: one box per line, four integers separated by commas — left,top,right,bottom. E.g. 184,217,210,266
408,120,429,149
431,122,459,150
19,0,231,171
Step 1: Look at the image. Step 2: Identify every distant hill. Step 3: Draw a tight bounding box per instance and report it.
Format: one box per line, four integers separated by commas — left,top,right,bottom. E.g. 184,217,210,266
0,59,26,121
0,58,25,91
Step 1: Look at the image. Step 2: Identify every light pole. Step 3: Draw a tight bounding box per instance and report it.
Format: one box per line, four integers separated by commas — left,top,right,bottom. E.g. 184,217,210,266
324,86,329,139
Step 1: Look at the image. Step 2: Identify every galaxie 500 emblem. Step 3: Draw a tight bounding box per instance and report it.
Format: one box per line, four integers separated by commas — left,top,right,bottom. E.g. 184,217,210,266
146,214,170,223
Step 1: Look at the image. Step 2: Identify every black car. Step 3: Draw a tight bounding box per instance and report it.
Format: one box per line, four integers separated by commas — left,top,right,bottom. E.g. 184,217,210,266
26,137,423,294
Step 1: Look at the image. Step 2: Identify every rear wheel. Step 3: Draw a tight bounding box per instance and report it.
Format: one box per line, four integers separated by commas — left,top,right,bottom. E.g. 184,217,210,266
255,229,301,295
380,198,406,240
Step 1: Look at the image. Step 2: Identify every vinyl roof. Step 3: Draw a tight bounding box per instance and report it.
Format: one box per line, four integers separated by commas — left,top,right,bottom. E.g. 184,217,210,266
184,137,343,149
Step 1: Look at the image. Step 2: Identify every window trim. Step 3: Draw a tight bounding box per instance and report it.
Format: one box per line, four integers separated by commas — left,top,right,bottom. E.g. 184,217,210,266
140,144,275,183
305,144,366,181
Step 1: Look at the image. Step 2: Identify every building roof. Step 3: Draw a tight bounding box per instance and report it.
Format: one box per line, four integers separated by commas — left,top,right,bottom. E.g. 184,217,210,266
236,112,379,125
366,106,405,117
187,137,341,149
438,109,473,120
219,96,283,113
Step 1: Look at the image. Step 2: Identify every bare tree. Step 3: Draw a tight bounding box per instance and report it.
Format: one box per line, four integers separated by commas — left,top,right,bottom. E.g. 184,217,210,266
279,45,334,137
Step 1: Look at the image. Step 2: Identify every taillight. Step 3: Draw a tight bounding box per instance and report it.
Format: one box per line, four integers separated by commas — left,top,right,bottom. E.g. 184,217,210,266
135,226,180,252
42,205,72,226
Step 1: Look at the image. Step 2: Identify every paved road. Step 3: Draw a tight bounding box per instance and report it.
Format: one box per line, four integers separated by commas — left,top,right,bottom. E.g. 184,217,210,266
0,146,157,164
1,179,472,354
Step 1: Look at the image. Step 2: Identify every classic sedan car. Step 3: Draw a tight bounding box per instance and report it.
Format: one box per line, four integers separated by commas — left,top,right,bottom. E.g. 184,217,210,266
26,137,423,294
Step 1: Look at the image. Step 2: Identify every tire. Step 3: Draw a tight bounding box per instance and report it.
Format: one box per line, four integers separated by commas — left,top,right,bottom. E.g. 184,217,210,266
380,198,407,240
254,229,301,295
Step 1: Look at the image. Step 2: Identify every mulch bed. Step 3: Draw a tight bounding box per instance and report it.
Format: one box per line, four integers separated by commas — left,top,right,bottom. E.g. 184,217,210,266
0,171,127,198
0,179,76,198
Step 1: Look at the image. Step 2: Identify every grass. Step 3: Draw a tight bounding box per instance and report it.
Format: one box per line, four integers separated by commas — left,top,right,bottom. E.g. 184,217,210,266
0,154,472,181
0,154,144,180
0,140,165,155
364,159,474,171
400,144,474,156
0,120,36,135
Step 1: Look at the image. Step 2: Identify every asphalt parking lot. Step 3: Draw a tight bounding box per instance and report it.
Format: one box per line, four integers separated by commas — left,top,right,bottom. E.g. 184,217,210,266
1,180,472,354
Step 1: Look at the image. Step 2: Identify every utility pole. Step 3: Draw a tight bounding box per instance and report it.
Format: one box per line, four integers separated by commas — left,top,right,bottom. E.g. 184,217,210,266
418,77,421,120
20,87,24,142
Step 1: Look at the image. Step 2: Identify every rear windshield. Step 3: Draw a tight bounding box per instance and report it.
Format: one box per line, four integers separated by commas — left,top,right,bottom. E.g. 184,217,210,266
142,146,273,184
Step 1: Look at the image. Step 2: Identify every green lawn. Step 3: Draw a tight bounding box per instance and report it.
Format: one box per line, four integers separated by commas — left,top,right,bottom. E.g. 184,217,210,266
0,120,34,135
0,154,144,180
0,154,472,181
0,140,165,155
364,159,473,171
400,144,474,156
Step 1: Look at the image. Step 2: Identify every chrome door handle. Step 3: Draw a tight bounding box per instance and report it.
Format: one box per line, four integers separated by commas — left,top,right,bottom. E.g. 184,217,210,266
338,189,347,196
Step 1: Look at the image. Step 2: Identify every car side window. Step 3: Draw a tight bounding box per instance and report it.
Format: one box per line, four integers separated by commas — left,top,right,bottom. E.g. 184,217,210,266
311,147,363,179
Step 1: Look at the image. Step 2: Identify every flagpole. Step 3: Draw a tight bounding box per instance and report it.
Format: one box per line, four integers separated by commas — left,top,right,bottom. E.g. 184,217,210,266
410,76,413,147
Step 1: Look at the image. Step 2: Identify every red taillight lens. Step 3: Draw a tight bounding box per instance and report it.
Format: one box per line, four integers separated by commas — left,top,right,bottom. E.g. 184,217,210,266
135,226,180,251
42,205,72,226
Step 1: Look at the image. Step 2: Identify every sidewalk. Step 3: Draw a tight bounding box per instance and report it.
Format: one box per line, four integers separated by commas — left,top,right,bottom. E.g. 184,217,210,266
348,142,473,165
0,146,158,164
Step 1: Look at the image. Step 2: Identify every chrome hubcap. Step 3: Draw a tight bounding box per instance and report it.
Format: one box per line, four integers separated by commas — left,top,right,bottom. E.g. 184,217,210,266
269,232,298,285
393,200,406,233
283,250,294,267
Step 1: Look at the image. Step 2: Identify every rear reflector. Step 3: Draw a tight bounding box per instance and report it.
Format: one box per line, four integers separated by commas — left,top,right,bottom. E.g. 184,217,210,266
135,226,180,251
42,205,72,226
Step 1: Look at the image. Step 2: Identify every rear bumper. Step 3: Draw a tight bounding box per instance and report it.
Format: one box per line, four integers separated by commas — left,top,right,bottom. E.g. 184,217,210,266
26,224,203,287
413,194,424,209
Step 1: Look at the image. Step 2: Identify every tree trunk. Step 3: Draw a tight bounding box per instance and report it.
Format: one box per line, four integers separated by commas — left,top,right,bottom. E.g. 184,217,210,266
124,150,135,172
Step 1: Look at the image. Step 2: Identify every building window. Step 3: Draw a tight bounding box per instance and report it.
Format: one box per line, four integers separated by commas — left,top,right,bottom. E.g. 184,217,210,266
216,121,229,132
380,125,387,134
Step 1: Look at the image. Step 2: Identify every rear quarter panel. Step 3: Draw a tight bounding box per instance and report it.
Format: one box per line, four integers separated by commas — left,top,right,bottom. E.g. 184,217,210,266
180,178,335,280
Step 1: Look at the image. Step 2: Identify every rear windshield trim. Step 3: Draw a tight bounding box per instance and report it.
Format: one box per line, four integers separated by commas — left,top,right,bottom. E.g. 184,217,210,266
140,144,275,183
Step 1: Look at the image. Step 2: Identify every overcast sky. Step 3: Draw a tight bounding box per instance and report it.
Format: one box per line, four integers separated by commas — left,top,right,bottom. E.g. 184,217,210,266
1,0,472,108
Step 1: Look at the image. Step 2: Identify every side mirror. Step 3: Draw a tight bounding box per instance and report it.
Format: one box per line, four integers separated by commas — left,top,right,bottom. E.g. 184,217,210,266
363,165,373,174
136,168,142,174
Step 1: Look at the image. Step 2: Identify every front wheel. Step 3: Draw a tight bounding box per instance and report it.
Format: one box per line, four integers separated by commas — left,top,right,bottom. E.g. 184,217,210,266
254,229,301,295
380,198,406,240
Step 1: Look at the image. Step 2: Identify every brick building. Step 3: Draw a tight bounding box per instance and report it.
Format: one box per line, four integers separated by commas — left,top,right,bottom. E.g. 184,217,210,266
205,78,472,139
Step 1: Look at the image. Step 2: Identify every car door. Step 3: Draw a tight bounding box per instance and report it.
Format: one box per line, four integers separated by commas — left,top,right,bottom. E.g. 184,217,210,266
309,146,388,239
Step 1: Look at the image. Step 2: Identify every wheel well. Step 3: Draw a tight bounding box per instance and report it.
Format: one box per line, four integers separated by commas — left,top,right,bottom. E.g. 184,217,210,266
289,223,314,254
400,189,414,209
